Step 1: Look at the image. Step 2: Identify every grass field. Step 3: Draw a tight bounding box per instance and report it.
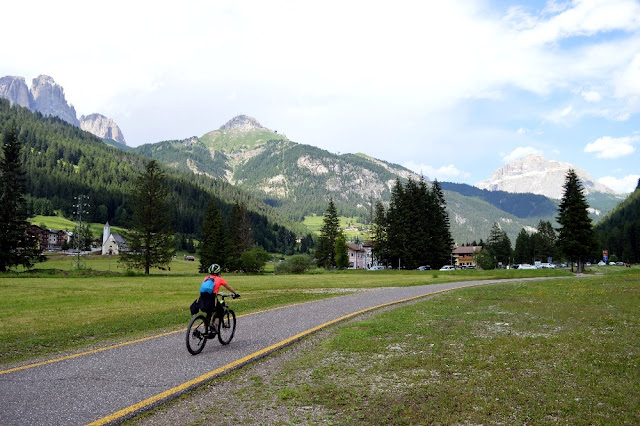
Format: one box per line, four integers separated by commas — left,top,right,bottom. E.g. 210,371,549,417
303,215,370,239
29,214,126,237
0,267,572,365
135,267,639,425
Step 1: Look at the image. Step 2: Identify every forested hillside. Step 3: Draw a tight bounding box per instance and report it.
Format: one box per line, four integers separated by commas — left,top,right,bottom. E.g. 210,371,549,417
595,184,640,263
0,99,305,253
439,181,558,218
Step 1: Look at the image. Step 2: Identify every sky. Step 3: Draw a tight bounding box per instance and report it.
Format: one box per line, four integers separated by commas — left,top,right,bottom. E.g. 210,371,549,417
3,0,640,193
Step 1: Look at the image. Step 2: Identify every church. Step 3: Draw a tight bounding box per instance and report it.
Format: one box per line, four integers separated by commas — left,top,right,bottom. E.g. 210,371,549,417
101,222,127,255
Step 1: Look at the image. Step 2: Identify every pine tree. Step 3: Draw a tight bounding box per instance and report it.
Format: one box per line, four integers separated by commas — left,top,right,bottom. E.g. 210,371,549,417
119,160,175,274
486,222,512,268
316,199,341,268
556,169,598,273
429,180,454,268
371,200,388,266
334,232,349,269
0,126,41,271
199,198,228,272
514,228,532,264
227,201,253,271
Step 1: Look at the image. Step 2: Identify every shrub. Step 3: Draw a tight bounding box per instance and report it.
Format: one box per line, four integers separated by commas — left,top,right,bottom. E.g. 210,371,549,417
275,254,314,274
239,247,271,273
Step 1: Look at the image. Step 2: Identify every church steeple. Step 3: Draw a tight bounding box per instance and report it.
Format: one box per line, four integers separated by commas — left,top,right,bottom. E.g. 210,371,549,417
102,222,110,246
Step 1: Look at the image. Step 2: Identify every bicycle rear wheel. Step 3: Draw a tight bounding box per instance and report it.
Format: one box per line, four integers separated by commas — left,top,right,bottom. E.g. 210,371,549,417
217,309,236,345
186,314,208,355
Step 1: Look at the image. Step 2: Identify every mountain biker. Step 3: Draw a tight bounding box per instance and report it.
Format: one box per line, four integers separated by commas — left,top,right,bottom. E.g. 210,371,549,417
200,263,239,336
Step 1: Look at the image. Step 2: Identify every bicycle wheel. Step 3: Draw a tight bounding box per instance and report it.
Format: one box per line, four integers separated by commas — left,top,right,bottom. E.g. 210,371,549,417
186,314,208,355
217,309,236,345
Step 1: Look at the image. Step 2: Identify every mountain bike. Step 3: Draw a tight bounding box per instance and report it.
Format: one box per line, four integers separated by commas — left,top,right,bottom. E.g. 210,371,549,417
186,293,237,355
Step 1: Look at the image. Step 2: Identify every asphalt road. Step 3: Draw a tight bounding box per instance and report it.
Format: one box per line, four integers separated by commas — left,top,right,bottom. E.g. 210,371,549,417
0,278,550,425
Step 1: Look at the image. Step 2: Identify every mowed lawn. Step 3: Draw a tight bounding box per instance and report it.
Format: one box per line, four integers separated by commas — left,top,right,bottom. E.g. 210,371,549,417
151,267,640,425
1,267,571,365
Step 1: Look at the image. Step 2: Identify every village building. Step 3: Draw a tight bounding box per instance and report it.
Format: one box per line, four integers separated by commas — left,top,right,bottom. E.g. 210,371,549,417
452,245,483,269
101,222,127,255
27,225,70,251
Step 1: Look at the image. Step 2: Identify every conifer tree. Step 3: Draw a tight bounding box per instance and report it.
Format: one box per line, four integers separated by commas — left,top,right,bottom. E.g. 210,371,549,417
428,180,454,268
486,222,512,268
334,232,349,269
120,160,174,274
371,200,388,266
227,201,253,271
0,126,41,271
514,228,532,264
556,169,598,272
316,199,342,268
199,198,228,272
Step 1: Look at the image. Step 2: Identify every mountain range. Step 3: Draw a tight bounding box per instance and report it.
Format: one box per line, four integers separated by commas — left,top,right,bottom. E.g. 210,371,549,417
128,115,622,244
1,75,625,245
0,75,127,145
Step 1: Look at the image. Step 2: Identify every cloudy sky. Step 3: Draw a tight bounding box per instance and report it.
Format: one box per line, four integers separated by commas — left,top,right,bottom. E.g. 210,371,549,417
4,0,640,192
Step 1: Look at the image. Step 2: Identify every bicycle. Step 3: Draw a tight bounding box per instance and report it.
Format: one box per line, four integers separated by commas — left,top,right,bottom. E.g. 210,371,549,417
186,293,238,355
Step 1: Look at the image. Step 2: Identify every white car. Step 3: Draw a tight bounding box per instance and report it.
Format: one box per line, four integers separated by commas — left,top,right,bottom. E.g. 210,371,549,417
369,265,385,270
439,265,455,271
597,261,606,266
518,264,537,269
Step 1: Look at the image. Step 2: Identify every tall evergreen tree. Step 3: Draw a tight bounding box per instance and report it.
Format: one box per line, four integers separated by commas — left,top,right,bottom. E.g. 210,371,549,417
371,200,388,266
120,160,174,274
199,198,228,272
334,232,349,269
514,228,532,264
316,199,342,268
227,201,253,270
486,222,512,268
535,220,557,262
0,126,41,271
428,180,454,268
556,169,598,273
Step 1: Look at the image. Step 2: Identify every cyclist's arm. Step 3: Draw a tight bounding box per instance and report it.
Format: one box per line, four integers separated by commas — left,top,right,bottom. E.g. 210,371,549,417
221,282,238,295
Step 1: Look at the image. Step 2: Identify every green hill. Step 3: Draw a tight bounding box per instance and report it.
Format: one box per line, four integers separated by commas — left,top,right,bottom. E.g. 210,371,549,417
595,186,640,263
0,99,306,255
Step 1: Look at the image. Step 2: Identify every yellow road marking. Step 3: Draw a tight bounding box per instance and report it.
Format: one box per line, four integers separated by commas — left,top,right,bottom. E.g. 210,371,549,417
89,286,460,425
0,298,322,376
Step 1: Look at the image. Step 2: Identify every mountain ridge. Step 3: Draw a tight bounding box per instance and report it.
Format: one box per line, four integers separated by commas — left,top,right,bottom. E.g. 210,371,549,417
0,74,127,145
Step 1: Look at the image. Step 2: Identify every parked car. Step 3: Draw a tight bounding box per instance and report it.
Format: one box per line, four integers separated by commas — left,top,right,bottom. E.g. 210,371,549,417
597,261,606,266
417,265,431,270
518,264,537,269
369,265,385,271
439,265,455,271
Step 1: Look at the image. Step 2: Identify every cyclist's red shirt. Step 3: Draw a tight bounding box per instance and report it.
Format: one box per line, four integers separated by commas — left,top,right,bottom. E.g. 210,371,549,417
200,275,228,294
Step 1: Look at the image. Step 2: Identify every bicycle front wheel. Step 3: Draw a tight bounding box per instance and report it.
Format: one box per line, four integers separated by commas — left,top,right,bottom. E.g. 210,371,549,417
217,309,236,345
186,314,208,355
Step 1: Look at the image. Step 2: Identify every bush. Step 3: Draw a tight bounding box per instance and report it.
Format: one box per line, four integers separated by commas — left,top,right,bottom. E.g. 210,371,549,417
275,254,314,274
239,247,271,273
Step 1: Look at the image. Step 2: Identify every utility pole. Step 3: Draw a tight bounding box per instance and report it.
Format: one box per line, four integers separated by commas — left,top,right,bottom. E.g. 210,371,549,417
72,195,90,270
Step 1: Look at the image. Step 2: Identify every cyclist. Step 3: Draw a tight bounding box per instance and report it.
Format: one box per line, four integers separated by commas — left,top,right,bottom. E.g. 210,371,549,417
200,263,239,337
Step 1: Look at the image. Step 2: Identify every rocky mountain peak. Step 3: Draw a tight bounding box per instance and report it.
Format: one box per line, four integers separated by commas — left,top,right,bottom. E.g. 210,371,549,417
0,73,126,144
30,75,80,127
476,154,616,199
80,113,127,145
0,76,33,109
219,115,264,132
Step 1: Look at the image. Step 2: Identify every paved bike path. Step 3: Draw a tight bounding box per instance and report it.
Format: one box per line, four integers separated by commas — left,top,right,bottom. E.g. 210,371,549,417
0,278,550,425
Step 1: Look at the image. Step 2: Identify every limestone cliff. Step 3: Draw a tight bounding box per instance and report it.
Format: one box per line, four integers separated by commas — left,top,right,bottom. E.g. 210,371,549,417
0,76,33,109
80,113,127,145
30,75,80,127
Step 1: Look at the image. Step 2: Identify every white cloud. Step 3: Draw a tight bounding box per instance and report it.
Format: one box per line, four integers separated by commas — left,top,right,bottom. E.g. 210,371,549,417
501,146,544,162
580,90,602,102
598,174,640,193
403,162,470,181
584,135,639,159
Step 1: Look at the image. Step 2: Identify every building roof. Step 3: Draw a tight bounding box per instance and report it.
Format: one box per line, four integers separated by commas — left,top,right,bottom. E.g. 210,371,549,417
452,246,483,255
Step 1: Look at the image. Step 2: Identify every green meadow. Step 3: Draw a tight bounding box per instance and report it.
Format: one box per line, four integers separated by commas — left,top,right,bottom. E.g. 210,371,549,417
1,265,571,365
135,266,640,425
